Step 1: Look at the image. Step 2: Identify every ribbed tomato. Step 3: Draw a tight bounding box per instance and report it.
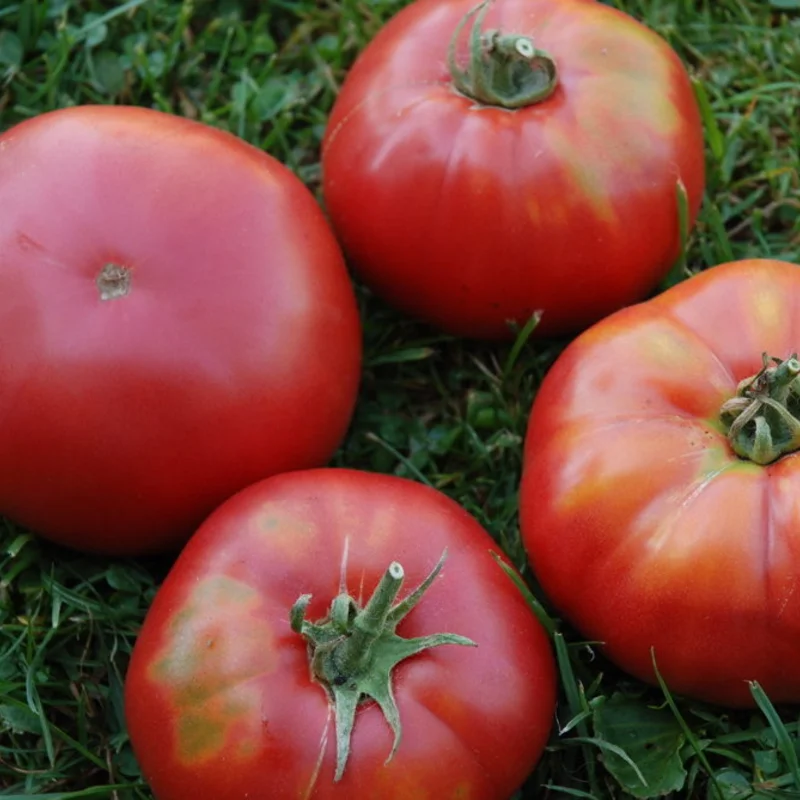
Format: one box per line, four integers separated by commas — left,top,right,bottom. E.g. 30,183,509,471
521,259,800,706
322,0,705,340
0,106,361,555
125,468,556,799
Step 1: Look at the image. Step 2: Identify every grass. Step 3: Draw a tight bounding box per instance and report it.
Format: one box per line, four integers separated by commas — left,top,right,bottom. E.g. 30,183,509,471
0,0,799,797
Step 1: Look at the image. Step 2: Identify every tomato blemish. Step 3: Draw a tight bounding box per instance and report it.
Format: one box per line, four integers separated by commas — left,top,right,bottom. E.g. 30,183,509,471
149,576,274,765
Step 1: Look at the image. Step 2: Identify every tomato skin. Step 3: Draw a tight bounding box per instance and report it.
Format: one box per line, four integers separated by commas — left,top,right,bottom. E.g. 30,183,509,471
0,106,362,555
520,259,800,707
124,468,556,799
322,0,705,340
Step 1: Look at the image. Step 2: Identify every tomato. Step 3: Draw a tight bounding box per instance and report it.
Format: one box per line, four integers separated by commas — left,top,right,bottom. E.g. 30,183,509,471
321,0,705,340
124,468,556,799
520,259,800,707
0,106,361,555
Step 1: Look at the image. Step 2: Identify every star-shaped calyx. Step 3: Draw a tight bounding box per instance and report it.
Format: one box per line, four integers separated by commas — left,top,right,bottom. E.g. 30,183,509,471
720,352,800,464
290,549,476,781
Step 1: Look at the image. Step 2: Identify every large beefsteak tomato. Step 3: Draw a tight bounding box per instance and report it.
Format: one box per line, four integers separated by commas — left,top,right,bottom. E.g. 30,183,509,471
520,259,800,707
322,0,705,340
0,106,361,555
125,468,556,799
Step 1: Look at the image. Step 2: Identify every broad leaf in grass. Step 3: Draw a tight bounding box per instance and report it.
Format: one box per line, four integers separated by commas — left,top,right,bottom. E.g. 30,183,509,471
592,693,687,798
0,703,42,735
708,769,752,800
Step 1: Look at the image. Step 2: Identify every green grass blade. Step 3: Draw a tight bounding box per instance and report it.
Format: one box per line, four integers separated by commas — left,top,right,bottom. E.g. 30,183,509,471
651,648,724,800
750,681,800,789
555,633,601,796
490,552,557,637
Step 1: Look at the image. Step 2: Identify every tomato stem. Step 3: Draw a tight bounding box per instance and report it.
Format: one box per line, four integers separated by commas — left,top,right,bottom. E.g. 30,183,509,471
96,263,132,301
289,550,476,782
334,561,404,675
448,0,558,110
720,353,800,465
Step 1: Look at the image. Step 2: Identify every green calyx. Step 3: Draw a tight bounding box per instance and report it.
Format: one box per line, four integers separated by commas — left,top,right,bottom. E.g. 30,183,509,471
290,550,476,782
720,353,800,465
448,0,558,110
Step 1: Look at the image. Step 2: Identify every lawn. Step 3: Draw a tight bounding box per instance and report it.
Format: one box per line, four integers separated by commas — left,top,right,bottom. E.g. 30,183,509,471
1,0,799,798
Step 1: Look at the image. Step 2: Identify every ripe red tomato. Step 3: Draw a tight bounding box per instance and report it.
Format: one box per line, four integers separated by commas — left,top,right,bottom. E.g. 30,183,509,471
125,468,556,799
322,0,705,340
0,106,361,555
520,259,800,707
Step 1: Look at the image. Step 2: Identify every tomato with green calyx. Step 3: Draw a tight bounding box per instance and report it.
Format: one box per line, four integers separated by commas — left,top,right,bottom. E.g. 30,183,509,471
0,105,361,555
125,468,556,799
322,0,705,340
520,259,800,707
